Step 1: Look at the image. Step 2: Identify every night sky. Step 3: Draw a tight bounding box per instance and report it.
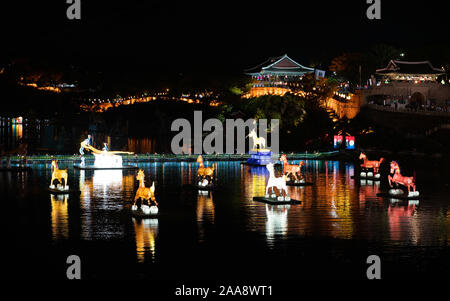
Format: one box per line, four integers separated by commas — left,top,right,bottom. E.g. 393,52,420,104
1,1,448,75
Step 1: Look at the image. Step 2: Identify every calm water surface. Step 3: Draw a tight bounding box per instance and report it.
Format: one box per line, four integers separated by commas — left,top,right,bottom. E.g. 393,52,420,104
2,160,449,279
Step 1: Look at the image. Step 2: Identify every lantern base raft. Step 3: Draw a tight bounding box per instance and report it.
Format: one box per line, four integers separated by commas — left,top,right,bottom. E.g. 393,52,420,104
244,149,273,166
253,196,301,205
351,171,382,181
48,184,80,195
192,177,218,190
131,204,159,217
377,189,422,200
286,178,313,186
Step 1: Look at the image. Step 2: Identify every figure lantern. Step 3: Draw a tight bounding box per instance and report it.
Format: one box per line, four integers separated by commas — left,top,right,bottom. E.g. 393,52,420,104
132,169,158,216
77,135,135,169
246,128,272,166
265,163,290,201
196,155,215,187
388,161,419,197
359,152,384,179
248,128,266,149
279,154,305,183
49,160,69,191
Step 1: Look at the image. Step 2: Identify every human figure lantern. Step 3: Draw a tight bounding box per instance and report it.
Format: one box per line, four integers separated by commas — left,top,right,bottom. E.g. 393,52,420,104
77,135,134,169
132,169,158,216
196,155,215,187
49,160,69,191
280,154,305,183
359,152,384,179
388,161,419,197
265,163,290,201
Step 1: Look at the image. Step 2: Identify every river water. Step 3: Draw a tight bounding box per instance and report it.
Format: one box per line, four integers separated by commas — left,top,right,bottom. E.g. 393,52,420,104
1,160,449,279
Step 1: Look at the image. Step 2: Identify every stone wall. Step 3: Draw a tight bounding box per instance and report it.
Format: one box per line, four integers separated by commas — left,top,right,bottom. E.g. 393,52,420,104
362,82,450,106
324,90,362,119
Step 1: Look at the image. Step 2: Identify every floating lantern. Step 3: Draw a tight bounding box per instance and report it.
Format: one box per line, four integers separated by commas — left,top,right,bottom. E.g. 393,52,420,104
358,152,384,180
387,161,419,198
132,169,158,216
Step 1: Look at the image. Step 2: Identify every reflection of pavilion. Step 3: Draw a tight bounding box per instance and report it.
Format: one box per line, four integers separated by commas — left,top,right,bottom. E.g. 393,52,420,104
133,218,158,263
50,194,69,240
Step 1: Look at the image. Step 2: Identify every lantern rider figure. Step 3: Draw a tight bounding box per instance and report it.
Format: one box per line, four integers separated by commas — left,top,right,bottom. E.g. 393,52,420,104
79,135,92,166
79,135,92,155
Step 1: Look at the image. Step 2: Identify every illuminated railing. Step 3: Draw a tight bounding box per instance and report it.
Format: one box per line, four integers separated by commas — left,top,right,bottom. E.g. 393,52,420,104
81,95,220,112
366,103,450,116
2,151,340,163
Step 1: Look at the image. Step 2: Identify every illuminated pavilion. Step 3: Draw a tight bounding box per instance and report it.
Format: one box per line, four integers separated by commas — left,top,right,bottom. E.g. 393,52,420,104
244,54,315,98
376,60,445,83
365,60,449,107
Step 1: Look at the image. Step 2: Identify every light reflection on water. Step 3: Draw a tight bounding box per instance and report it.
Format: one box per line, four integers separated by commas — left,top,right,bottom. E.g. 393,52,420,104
133,217,158,263
30,160,450,263
197,190,215,242
50,194,69,240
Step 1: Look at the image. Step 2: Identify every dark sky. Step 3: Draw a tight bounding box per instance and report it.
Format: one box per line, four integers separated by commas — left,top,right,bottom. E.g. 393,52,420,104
1,0,448,75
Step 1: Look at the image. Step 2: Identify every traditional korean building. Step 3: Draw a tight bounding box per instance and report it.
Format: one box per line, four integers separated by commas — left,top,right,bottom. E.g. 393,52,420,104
376,60,444,83
363,60,449,109
244,54,316,98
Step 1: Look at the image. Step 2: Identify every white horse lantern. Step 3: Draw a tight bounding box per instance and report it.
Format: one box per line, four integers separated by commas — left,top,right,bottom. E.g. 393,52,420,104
265,163,290,201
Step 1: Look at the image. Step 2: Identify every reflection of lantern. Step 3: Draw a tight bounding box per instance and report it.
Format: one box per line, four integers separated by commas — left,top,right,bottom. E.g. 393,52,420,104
334,135,343,149
345,136,355,149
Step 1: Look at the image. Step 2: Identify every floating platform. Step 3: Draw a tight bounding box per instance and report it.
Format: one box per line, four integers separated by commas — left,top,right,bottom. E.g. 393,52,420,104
253,196,301,205
48,187,81,195
131,206,159,218
195,184,216,191
73,164,138,170
351,175,381,181
376,192,422,200
286,181,313,186
0,166,32,172
245,149,272,166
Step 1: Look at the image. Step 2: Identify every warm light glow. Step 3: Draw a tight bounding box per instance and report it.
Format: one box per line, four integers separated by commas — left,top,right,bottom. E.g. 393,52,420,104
93,153,123,168
134,217,158,263
50,194,69,240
